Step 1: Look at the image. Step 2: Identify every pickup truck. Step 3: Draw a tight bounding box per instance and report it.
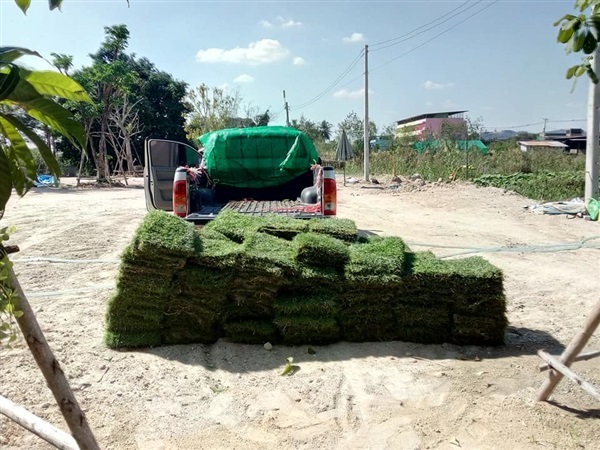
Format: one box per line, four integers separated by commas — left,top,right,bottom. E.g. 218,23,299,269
144,126,337,223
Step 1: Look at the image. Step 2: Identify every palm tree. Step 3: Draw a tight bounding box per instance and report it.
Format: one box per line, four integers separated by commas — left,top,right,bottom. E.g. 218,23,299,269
319,120,332,141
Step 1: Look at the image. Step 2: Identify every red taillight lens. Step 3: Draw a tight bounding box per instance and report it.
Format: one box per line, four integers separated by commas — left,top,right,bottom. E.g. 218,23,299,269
173,180,187,217
323,178,337,216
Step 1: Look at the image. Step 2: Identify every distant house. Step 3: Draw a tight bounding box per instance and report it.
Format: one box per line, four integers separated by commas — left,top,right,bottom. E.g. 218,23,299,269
396,110,467,140
542,128,587,154
518,140,569,152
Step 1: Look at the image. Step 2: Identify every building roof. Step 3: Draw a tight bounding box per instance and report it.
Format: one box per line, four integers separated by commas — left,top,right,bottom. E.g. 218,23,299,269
518,140,568,148
396,110,468,126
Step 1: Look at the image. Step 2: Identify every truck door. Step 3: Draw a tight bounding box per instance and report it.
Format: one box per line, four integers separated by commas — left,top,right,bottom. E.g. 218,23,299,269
144,139,201,211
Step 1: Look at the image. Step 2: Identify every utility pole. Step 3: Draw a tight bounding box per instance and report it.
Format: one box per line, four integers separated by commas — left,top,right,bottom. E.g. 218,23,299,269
542,117,548,140
283,90,290,127
363,44,370,182
585,49,600,202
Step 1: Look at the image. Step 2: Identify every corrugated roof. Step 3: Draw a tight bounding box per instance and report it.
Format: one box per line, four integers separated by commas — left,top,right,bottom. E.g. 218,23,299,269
518,140,568,148
396,110,468,126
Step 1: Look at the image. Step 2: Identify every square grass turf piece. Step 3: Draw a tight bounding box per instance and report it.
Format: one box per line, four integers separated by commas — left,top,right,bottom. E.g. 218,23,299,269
395,305,451,343
274,291,339,317
275,316,340,345
258,214,309,240
451,314,507,346
308,218,358,243
293,232,349,269
345,236,407,284
104,330,162,348
203,210,267,243
240,232,297,274
192,228,242,269
222,320,278,344
133,210,201,257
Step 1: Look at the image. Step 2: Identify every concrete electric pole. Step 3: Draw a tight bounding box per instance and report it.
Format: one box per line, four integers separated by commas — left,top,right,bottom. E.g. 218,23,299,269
363,44,370,182
585,50,600,202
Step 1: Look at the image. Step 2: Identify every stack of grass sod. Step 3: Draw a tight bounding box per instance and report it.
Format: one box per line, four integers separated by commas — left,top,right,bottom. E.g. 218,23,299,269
163,264,231,345
400,251,507,345
340,235,408,342
105,211,200,348
307,218,359,243
203,213,297,344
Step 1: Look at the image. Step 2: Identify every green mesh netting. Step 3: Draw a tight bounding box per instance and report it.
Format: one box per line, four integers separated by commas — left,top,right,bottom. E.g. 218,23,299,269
199,126,320,189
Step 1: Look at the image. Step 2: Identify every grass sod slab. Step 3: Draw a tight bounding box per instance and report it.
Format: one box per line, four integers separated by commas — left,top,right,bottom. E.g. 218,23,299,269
338,304,398,342
203,210,267,243
345,236,408,282
192,230,242,269
275,316,340,345
307,218,358,243
395,305,451,343
121,245,186,271
104,330,162,348
451,314,508,346
293,232,350,269
274,291,340,317
222,291,275,321
222,320,279,344
258,214,310,240
396,327,449,344
162,298,220,344
134,210,201,258
240,232,298,274
175,265,233,292
296,264,342,290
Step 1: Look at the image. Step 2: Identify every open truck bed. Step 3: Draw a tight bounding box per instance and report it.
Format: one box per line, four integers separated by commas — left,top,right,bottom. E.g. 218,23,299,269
185,200,323,223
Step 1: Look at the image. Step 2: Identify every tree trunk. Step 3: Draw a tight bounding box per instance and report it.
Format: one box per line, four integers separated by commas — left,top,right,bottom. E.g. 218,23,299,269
7,266,100,450
124,138,135,175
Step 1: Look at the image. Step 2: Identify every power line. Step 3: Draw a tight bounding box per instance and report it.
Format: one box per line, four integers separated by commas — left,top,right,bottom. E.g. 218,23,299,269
290,49,364,110
370,0,481,52
484,119,587,129
370,0,500,73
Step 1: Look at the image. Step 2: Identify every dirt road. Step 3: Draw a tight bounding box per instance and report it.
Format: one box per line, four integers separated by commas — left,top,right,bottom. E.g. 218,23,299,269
1,177,599,449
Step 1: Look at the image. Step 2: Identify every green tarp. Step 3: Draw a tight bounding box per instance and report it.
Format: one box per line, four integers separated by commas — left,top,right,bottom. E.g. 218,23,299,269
199,126,320,189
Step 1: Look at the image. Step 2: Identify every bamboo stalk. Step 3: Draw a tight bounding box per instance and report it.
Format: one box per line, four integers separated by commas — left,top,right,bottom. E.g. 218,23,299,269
536,299,600,402
539,350,600,372
0,394,79,450
537,350,600,402
7,266,100,450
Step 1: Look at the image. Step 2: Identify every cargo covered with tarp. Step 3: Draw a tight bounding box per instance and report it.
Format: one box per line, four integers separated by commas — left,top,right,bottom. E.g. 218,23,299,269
199,126,320,189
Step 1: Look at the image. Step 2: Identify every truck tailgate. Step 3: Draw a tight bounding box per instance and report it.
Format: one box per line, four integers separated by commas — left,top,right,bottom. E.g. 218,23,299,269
185,200,322,223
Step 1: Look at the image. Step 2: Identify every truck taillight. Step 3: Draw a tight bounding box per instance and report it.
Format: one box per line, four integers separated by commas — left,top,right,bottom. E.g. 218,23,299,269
173,167,188,218
323,166,337,216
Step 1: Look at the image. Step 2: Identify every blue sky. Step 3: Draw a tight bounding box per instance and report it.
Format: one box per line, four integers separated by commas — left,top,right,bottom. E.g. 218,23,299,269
0,0,591,135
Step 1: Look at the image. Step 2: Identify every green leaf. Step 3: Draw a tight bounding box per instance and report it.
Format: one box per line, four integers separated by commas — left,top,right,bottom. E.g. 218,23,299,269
0,113,61,179
573,31,587,52
14,0,31,14
0,47,42,64
13,310,23,318
0,116,37,182
48,0,62,11
566,65,578,79
558,27,575,44
554,14,577,27
21,69,91,103
18,97,86,149
0,149,13,211
0,65,21,101
583,30,598,54
280,357,294,376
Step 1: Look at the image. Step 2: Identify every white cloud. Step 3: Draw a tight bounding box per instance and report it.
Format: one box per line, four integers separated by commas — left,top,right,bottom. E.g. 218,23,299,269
293,56,306,66
343,32,365,43
233,74,255,83
333,88,374,99
280,17,302,28
260,17,302,29
423,80,454,90
218,82,230,91
196,39,290,65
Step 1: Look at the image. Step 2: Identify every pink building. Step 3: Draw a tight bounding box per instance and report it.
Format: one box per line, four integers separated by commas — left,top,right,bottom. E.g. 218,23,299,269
395,110,467,140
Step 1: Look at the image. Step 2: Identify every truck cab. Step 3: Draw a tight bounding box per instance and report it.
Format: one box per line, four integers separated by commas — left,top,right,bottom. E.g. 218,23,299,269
144,126,336,223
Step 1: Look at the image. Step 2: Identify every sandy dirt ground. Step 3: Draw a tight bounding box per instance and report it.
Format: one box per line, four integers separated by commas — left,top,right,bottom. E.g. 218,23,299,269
1,176,599,450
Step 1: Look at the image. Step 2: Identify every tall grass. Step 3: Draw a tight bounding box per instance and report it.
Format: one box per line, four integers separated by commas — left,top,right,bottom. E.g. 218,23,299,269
340,140,589,201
